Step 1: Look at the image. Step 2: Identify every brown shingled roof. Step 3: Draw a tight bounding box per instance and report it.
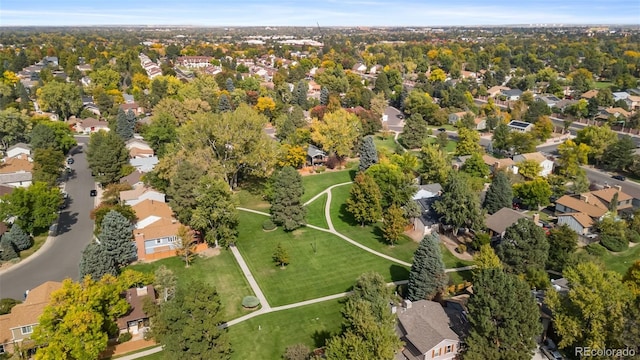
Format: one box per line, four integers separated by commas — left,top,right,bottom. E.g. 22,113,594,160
0,156,33,174
558,212,593,228
116,286,156,330
397,300,459,354
555,195,607,219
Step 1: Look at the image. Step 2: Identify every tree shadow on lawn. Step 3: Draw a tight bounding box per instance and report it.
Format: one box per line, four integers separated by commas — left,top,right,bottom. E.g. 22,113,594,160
312,330,334,349
337,203,388,245
238,175,268,197
390,264,410,282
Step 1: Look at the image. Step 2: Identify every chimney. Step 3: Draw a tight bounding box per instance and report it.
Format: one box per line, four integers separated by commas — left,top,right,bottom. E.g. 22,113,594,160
136,286,148,297
532,213,540,225
402,299,412,309
580,194,589,203
614,185,622,192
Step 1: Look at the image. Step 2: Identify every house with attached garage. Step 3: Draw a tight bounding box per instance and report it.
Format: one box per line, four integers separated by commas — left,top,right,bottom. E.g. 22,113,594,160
125,138,155,159
120,184,166,206
513,152,555,177
412,184,442,236
0,281,62,356
500,88,523,101
485,207,528,239
116,285,156,337
507,120,534,133
0,154,33,188
555,187,632,235
395,300,465,360
74,118,110,134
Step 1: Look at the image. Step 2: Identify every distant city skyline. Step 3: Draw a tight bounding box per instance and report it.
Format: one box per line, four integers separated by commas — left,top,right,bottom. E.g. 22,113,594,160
1,0,639,27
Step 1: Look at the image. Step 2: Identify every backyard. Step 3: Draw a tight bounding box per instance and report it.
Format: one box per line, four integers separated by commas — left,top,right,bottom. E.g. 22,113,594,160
601,243,640,274
128,251,256,321
236,211,410,306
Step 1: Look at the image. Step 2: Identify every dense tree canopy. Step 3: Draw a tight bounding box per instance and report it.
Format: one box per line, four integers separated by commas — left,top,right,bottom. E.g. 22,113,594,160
496,218,549,274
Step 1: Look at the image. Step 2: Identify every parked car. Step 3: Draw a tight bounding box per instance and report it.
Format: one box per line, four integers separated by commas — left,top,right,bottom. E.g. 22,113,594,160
612,175,626,181
66,157,74,165
438,128,446,132
90,189,97,197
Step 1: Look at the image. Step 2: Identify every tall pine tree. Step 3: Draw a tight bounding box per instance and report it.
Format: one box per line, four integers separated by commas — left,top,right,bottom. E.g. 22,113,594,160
116,108,134,140
218,94,231,112
0,236,18,261
345,172,382,226
4,224,31,251
406,233,448,301
483,171,513,214
358,135,378,172
98,210,135,268
270,166,306,231
463,268,541,360
400,113,429,149
434,172,485,232
496,218,549,274
79,241,118,280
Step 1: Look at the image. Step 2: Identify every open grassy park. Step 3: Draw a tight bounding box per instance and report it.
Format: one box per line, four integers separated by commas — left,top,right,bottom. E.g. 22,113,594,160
601,243,640,275
300,168,355,203
129,251,256,321
236,211,410,306
305,193,329,228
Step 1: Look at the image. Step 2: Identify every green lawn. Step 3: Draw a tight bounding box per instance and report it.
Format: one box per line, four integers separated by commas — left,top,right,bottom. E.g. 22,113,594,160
329,184,419,264
373,133,401,155
439,244,474,269
305,193,329,229
228,299,343,360
601,243,640,274
595,81,613,89
301,170,355,204
236,189,270,211
447,269,473,285
128,251,256,321
236,211,410,306
20,232,49,259
425,137,457,153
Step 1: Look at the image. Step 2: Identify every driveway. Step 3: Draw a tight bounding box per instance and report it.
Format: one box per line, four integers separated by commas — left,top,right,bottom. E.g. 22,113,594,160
384,106,404,132
0,139,96,300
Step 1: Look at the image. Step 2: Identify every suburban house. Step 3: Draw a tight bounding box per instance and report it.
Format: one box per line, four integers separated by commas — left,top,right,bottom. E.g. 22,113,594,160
500,88,523,101
131,199,207,261
507,120,534,133
120,171,144,187
485,207,527,239
116,285,156,337
351,63,367,73
5,143,31,159
74,118,110,134
175,56,213,68
447,112,486,130
119,102,145,117
0,281,62,355
554,187,632,235
123,94,135,104
307,145,327,166
486,85,511,98
482,155,517,175
580,89,599,100
536,94,562,108
129,156,159,173
513,152,555,177
412,184,442,236
396,300,463,360
120,185,166,206
0,155,33,188
125,138,155,159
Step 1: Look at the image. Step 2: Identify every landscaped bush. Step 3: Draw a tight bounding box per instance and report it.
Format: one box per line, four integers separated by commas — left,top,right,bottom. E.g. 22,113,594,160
585,242,607,256
599,234,629,252
262,219,277,231
117,332,132,343
325,155,340,169
456,244,467,253
314,166,326,173
469,232,491,251
242,295,260,308
627,229,640,243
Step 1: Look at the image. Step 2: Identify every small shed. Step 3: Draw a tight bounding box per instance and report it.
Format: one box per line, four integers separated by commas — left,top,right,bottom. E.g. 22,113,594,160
307,145,327,166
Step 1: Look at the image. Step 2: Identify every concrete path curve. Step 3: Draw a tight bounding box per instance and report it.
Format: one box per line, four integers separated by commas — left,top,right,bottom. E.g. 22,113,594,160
229,245,270,311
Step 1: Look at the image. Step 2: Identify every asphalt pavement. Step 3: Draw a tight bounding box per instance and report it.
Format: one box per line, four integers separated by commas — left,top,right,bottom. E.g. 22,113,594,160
384,106,404,132
0,139,96,300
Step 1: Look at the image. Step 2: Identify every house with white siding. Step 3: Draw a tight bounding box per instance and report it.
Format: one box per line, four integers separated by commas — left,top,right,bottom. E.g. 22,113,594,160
513,152,554,177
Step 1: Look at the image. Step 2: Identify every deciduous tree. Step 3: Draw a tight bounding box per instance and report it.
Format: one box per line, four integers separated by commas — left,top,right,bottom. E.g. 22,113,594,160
0,182,61,234
32,148,65,187
463,269,541,360
86,131,129,185
151,280,232,359
546,224,578,272
310,108,362,159
366,159,417,210
602,135,635,172
167,161,204,224
516,159,542,180
0,108,29,150
576,125,617,164
546,262,633,351
382,204,406,246
496,218,549,274
175,225,197,267
473,244,503,272
556,139,590,178
346,172,382,226
455,127,481,156
273,243,290,268
513,177,552,210
270,167,306,231
36,81,82,119
190,176,238,247
419,144,450,184
462,152,490,178
400,113,429,149
407,233,448,301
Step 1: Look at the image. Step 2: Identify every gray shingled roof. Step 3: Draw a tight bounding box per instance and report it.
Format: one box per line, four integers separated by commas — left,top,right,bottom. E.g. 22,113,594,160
0,172,32,184
397,300,460,354
485,207,527,235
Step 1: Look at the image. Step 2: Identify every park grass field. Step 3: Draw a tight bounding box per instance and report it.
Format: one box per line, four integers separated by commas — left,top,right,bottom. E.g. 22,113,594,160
304,193,329,229
300,169,354,203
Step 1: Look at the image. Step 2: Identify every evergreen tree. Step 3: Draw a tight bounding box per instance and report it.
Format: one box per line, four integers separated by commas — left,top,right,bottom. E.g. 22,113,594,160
434,173,485,232
320,86,329,105
86,130,129,185
463,268,541,360
5,224,31,251
29,123,57,151
346,172,382,226
126,109,137,134
225,78,235,92
116,108,133,140
270,166,306,231
0,236,18,261
218,94,231,112
152,280,232,359
168,161,204,224
358,135,378,172
98,210,135,268
373,71,390,97
294,80,308,109
492,122,511,152
546,224,578,272
483,171,513,214
400,113,429,149
406,233,448,301
496,218,549,274
78,241,118,280
602,135,635,172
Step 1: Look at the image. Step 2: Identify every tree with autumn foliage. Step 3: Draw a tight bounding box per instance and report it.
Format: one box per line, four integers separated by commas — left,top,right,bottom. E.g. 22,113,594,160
346,172,382,226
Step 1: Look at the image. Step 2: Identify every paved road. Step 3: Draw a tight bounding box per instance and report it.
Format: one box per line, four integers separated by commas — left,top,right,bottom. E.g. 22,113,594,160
582,166,640,199
0,140,95,300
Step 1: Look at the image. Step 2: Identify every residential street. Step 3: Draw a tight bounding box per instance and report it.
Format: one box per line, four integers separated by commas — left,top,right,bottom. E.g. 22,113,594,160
0,138,95,300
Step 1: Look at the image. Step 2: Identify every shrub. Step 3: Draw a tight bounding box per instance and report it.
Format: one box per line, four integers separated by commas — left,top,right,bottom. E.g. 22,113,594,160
0,298,21,315
585,242,607,256
284,343,311,360
117,332,132,343
314,165,326,173
456,244,467,253
469,232,491,251
262,219,276,231
627,229,640,243
325,155,340,169
599,234,629,252
242,295,260,308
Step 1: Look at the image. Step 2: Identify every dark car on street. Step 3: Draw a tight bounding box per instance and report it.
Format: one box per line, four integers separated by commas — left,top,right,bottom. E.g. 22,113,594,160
612,175,626,181
66,157,74,165
90,189,97,197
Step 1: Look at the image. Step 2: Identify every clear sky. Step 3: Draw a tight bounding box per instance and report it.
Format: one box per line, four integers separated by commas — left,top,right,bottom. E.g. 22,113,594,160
1,0,639,27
